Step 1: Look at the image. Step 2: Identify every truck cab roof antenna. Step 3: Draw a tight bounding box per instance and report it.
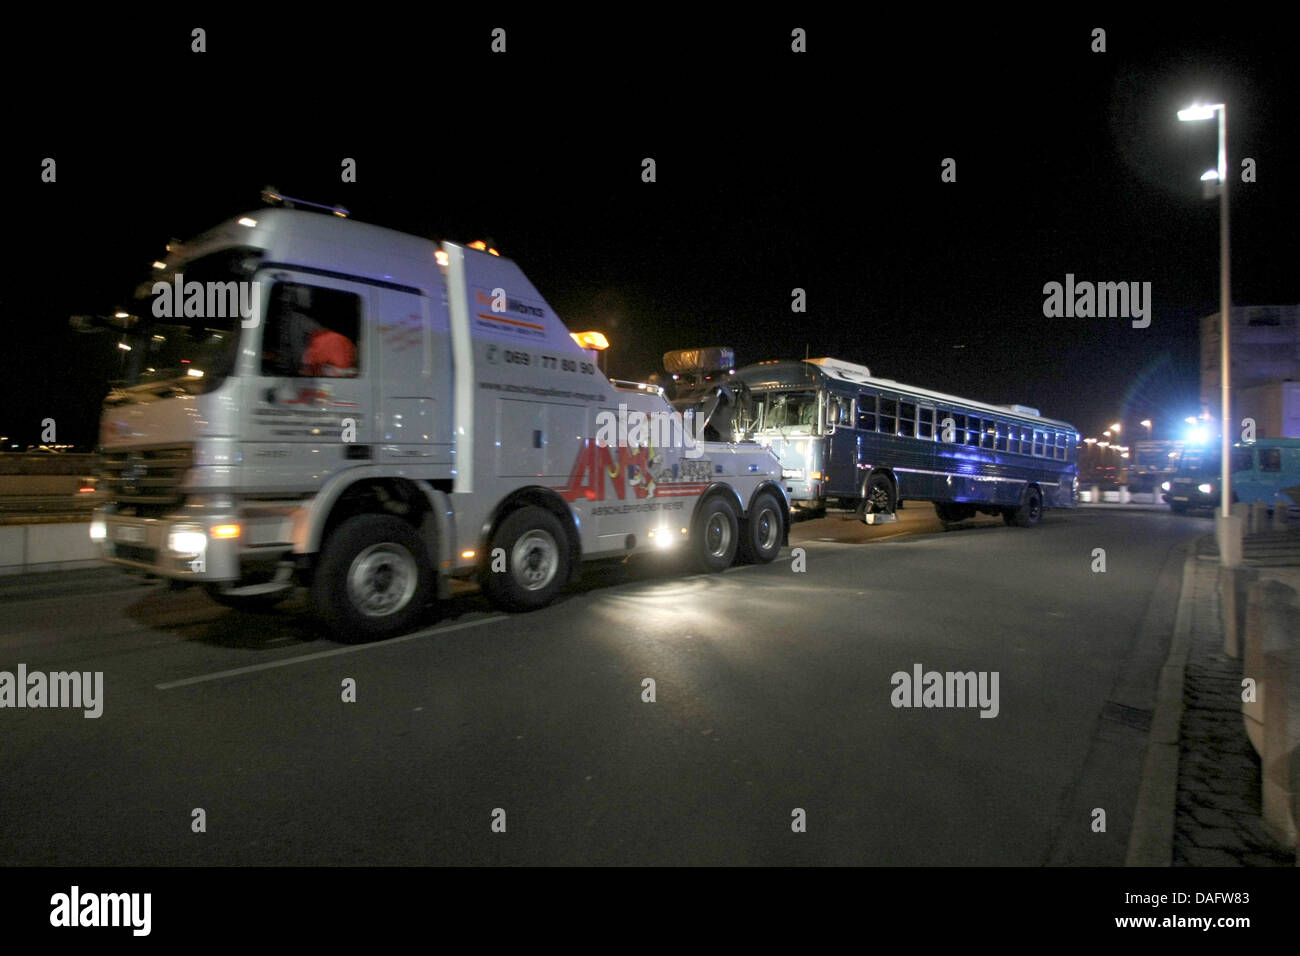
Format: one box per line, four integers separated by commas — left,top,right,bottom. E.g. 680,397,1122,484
261,185,349,218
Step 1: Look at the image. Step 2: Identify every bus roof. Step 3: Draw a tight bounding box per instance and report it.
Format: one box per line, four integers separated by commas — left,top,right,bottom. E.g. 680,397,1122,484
735,359,1078,432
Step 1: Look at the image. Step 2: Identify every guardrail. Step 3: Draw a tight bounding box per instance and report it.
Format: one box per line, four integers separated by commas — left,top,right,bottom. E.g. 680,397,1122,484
0,521,99,575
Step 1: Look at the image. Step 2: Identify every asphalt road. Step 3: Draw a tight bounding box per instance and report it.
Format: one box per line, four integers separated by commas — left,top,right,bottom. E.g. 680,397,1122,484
0,504,1206,865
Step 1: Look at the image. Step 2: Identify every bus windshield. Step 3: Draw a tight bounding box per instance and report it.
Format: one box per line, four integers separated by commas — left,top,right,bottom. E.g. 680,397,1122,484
755,390,820,433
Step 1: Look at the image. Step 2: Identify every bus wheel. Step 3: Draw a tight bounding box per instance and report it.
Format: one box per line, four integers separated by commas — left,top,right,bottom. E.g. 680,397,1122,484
859,473,895,522
1005,486,1043,527
692,496,739,573
739,491,783,564
480,506,571,612
312,515,433,640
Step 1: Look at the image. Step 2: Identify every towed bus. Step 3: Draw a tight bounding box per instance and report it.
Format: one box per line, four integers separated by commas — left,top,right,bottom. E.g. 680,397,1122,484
673,355,1078,528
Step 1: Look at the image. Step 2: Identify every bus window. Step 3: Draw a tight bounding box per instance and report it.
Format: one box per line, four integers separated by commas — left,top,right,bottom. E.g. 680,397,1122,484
857,394,877,431
899,402,917,438
967,416,982,447
1054,432,1066,460
919,406,935,440
1231,448,1254,472
879,398,897,434
826,394,851,428
995,421,1008,451
1007,424,1022,454
982,421,996,449
947,412,964,443
1260,447,1282,472
1032,430,1045,456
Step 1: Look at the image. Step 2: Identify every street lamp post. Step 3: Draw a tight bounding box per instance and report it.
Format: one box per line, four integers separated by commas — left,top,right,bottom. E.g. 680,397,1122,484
1179,101,1238,565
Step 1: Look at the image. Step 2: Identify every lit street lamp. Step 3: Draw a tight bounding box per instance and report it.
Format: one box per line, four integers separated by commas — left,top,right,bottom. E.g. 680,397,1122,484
1179,100,1238,565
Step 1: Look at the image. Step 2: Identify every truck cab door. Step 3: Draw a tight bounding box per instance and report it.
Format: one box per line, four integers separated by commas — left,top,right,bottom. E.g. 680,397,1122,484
375,286,452,470
242,272,375,495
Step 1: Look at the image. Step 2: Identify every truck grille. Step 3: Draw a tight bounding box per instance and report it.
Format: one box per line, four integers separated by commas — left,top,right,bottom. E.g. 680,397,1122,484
99,446,193,514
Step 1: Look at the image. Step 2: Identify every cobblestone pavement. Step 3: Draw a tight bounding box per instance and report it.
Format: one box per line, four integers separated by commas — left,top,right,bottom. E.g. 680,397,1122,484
1172,530,1298,866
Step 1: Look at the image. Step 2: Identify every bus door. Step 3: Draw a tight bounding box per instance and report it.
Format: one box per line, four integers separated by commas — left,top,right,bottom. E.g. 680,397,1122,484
822,391,857,496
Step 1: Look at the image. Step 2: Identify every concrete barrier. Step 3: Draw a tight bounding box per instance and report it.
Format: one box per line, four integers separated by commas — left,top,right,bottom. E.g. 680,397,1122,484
1221,565,1258,659
1253,501,1270,533
1275,502,1291,531
1241,577,1300,848
0,522,99,575
1261,600,1300,848
1242,580,1290,755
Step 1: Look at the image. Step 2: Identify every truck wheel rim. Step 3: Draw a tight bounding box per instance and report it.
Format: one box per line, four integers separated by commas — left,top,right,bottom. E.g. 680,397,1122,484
706,512,732,558
755,506,779,551
512,530,558,590
347,543,418,617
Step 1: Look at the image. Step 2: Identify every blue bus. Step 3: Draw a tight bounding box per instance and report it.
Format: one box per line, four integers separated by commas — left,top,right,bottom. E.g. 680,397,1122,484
721,357,1079,528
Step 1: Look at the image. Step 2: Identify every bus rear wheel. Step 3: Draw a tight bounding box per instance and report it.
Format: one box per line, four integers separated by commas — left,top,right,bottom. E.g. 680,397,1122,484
1005,486,1043,527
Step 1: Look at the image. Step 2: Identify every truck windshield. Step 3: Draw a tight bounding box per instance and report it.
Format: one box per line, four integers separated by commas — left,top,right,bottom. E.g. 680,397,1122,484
120,250,259,393
1175,449,1219,476
755,390,820,433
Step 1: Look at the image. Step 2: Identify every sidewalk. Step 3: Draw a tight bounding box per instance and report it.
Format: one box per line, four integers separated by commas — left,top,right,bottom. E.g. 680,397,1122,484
1171,528,1300,866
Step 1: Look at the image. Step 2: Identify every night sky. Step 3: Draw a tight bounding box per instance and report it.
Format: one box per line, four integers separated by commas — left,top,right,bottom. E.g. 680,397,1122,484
8,15,1296,449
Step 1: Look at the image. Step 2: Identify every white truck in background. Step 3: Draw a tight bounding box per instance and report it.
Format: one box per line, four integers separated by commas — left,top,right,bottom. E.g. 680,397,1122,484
89,201,788,639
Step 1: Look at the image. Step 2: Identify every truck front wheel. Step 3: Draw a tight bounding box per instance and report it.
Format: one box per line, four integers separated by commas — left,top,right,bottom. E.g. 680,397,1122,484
480,506,571,612
311,515,433,640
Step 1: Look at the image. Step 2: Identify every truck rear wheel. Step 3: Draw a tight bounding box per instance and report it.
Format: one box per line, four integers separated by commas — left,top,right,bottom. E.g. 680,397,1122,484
480,506,571,612
739,491,783,564
692,496,739,573
311,515,432,640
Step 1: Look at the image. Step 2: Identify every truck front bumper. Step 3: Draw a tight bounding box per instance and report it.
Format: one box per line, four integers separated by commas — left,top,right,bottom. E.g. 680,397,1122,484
90,505,298,582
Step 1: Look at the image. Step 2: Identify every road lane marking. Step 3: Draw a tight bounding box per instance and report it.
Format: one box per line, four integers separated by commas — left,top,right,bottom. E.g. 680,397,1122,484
155,614,506,690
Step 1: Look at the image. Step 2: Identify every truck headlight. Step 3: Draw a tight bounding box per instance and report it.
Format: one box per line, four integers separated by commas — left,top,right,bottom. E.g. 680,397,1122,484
1198,483,1213,495
1161,481,1171,492
89,519,106,541
168,526,207,556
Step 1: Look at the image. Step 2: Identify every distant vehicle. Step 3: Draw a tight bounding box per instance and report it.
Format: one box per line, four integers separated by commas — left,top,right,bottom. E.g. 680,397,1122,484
1161,447,1223,513
1162,439,1300,514
1231,438,1300,512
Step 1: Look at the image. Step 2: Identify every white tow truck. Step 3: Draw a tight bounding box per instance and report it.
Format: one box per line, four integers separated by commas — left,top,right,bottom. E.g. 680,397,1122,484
89,199,788,639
